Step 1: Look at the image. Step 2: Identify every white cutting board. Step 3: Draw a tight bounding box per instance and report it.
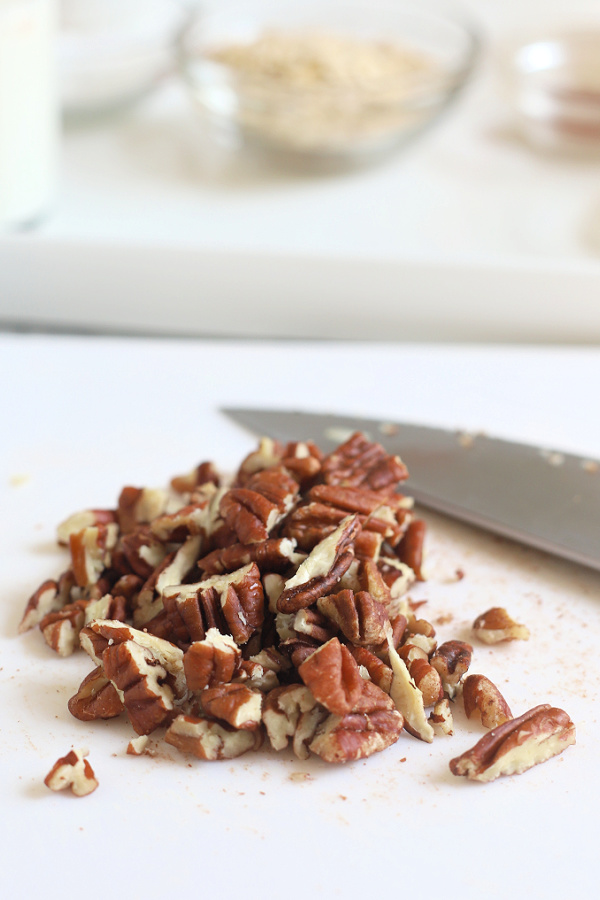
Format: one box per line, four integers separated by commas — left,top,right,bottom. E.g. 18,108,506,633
1,336,599,899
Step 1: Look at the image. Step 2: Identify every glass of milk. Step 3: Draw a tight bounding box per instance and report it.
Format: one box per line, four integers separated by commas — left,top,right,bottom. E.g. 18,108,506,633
0,0,59,230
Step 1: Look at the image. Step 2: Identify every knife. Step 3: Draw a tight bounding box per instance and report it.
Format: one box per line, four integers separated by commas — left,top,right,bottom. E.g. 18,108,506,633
221,406,600,574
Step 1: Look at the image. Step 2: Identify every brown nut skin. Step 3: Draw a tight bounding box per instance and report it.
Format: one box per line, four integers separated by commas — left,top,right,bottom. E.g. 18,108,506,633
462,674,513,729
450,704,576,782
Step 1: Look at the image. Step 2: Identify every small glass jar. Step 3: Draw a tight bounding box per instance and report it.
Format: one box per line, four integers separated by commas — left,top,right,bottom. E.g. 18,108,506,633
511,30,600,156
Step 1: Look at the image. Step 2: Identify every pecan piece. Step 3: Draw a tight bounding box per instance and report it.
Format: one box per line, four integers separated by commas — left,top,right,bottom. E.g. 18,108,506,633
170,460,220,494
317,589,388,646
220,466,299,544
133,535,203,628
165,714,262,760
69,523,119,588
200,684,263,730
348,646,393,694
44,748,98,797
430,640,473,699
297,638,364,716
462,674,513,729
387,625,434,742
19,579,62,634
449,705,576,782
183,629,241,691
163,562,264,646
406,658,443,707
262,685,327,760
39,600,88,657
117,486,168,534
309,709,404,763
321,432,408,493
120,526,168,580
473,607,530,644
102,640,179,735
394,519,427,580
429,698,454,736
68,666,124,721
198,537,302,577
56,509,116,547
277,515,360,613
80,620,186,697
293,608,335,644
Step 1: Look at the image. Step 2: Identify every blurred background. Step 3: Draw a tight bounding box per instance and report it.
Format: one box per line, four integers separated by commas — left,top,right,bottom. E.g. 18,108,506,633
1,0,600,342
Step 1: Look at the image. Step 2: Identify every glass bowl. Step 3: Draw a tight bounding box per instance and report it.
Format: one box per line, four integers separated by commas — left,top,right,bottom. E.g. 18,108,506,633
178,0,479,166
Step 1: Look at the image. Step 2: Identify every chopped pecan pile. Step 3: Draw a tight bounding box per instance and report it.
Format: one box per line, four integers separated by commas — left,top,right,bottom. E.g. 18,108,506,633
20,432,574,782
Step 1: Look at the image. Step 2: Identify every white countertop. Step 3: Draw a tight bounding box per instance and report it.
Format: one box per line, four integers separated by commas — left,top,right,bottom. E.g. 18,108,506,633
2,0,600,340
1,335,600,899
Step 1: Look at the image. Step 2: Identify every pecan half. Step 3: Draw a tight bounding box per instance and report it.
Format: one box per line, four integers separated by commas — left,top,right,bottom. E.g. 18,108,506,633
44,748,98,797
165,714,262,760
462,674,513,729
449,705,576,782
277,515,360,613
472,607,530,644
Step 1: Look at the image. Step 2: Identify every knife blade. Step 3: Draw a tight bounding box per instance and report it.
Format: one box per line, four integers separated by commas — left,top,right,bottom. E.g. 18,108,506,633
221,406,600,573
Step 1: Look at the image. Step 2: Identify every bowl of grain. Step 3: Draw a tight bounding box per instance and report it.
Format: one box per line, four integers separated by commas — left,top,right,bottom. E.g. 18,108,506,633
178,0,479,166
